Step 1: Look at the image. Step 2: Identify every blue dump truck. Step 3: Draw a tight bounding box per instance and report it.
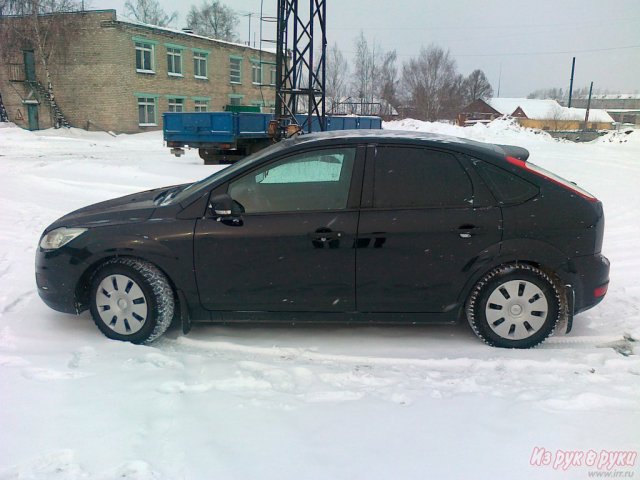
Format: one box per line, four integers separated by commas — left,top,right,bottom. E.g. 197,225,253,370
163,111,382,164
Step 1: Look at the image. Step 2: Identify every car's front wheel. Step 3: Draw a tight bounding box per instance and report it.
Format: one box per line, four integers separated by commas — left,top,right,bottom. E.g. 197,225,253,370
466,264,564,348
89,258,174,344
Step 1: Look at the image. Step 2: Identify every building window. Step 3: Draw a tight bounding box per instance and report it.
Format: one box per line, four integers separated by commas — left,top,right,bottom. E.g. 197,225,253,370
251,61,262,85
269,65,277,86
228,95,243,106
167,48,182,76
135,42,154,73
230,56,242,84
137,97,156,126
194,52,208,79
194,99,208,112
167,98,184,112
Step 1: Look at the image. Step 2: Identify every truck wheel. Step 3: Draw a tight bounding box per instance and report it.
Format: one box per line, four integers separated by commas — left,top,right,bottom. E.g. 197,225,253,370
199,149,221,165
466,264,563,348
89,258,174,344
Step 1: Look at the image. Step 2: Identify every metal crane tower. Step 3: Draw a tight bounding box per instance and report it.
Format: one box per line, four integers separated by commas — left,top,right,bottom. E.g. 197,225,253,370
273,0,327,138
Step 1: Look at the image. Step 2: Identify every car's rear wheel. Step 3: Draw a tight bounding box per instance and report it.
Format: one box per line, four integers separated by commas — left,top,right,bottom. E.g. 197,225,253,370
89,258,174,344
466,264,563,348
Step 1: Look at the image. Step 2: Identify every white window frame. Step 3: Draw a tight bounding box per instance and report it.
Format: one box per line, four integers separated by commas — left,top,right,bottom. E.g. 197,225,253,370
228,94,244,106
193,52,208,79
167,47,183,77
135,42,155,73
230,56,242,84
251,60,262,85
269,65,277,86
167,98,184,112
194,99,209,112
137,97,157,126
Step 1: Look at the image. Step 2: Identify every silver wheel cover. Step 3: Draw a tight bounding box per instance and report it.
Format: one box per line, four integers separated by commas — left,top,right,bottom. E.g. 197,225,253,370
95,274,148,335
485,279,548,340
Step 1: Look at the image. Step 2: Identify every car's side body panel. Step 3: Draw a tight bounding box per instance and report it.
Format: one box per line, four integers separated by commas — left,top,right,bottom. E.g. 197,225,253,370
35,130,610,341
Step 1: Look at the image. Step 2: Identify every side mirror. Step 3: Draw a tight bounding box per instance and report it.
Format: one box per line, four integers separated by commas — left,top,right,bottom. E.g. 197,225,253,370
209,194,244,217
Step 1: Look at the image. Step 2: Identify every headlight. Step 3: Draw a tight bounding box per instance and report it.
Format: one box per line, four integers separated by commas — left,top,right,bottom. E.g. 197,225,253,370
39,227,87,250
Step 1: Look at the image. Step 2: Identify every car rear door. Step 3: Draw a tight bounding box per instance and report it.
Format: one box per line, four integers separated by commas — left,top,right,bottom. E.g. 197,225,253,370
194,145,364,312
355,144,502,313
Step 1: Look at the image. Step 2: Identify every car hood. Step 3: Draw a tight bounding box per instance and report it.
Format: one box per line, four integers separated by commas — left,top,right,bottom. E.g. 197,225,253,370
46,185,181,231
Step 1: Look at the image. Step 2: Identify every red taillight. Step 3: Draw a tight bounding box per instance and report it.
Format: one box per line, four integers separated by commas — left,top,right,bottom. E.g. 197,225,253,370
506,156,598,203
594,284,608,298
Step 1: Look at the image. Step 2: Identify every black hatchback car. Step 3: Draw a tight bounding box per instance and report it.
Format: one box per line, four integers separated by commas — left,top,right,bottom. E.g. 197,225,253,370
36,130,609,348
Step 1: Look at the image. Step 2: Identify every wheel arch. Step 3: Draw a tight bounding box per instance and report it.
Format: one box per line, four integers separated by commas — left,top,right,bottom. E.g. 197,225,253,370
456,238,571,317
75,252,182,318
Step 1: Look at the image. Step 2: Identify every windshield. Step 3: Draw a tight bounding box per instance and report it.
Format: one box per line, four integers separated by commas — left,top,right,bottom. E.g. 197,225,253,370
168,141,289,205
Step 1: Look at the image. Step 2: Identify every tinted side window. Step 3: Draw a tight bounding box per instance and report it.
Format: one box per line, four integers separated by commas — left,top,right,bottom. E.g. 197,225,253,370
373,147,473,208
228,148,355,213
473,159,538,205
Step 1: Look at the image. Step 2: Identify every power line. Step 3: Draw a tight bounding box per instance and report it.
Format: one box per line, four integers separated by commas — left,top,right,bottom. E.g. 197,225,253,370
338,44,640,59
454,44,640,58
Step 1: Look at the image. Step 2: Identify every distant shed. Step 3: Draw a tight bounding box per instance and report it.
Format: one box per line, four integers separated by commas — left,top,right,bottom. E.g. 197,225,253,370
457,98,614,131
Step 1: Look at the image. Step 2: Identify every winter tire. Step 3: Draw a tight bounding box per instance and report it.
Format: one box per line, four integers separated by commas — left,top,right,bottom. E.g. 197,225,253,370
466,264,563,348
89,258,174,344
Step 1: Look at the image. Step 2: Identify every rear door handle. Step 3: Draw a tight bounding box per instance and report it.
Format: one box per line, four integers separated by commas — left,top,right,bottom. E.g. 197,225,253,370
454,224,483,238
310,231,342,242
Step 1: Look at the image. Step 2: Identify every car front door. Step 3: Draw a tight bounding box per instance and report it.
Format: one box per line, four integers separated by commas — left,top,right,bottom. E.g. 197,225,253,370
194,145,364,313
356,145,502,313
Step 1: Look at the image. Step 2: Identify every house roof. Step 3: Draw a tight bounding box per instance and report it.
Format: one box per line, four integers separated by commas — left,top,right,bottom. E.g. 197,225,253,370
487,98,560,117
487,98,613,123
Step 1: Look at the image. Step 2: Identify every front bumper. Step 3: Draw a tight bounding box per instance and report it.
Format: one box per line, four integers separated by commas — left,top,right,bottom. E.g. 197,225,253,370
35,246,90,314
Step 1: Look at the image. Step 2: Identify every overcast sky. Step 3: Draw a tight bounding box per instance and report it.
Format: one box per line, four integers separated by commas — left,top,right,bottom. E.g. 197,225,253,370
91,0,640,98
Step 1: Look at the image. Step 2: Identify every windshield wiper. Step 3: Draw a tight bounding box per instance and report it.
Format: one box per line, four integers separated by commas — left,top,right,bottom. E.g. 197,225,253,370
154,186,181,206
158,185,187,206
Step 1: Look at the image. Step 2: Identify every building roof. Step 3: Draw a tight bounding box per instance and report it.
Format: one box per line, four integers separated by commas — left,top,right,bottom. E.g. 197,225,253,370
487,98,560,117
487,97,613,123
576,93,640,100
115,13,277,54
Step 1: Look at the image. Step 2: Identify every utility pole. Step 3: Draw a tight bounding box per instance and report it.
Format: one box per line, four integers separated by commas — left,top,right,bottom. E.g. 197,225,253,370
497,62,502,98
568,57,576,107
584,81,594,128
244,13,253,46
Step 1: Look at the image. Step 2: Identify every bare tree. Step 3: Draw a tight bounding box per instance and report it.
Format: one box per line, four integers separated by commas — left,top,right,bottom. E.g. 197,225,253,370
440,73,467,119
1,0,82,127
186,1,238,42
351,31,379,108
377,50,398,111
527,87,564,101
548,104,567,131
401,44,458,121
463,69,493,103
326,43,348,110
124,0,177,27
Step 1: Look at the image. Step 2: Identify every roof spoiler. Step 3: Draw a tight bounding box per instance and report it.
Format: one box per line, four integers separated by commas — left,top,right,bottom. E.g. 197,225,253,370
497,144,530,161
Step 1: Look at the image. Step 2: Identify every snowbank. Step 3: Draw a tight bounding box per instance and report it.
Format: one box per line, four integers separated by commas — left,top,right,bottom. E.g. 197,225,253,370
0,122,638,479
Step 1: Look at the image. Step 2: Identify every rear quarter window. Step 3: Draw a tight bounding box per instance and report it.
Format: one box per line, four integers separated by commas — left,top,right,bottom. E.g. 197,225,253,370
473,159,538,205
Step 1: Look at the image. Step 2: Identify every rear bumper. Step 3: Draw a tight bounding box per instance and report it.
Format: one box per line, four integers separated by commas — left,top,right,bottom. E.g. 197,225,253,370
568,253,610,313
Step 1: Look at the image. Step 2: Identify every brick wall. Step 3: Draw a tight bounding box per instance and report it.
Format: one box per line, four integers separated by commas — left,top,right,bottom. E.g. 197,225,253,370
0,10,277,133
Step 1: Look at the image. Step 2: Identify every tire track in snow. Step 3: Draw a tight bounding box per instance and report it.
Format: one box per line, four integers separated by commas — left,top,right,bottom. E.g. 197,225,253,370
152,335,640,410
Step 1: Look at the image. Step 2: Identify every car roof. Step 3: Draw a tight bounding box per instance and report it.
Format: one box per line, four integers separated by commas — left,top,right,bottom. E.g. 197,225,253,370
280,129,507,159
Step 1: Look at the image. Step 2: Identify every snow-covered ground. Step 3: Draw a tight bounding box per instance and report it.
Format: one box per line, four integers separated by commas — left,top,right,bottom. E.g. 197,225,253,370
0,120,638,479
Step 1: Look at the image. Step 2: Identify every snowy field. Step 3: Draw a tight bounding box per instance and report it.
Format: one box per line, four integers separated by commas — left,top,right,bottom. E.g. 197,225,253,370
0,120,638,479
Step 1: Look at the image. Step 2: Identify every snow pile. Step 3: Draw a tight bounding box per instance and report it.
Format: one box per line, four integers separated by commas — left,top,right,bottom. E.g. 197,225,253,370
595,128,639,144
0,123,639,479
384,116,556,145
